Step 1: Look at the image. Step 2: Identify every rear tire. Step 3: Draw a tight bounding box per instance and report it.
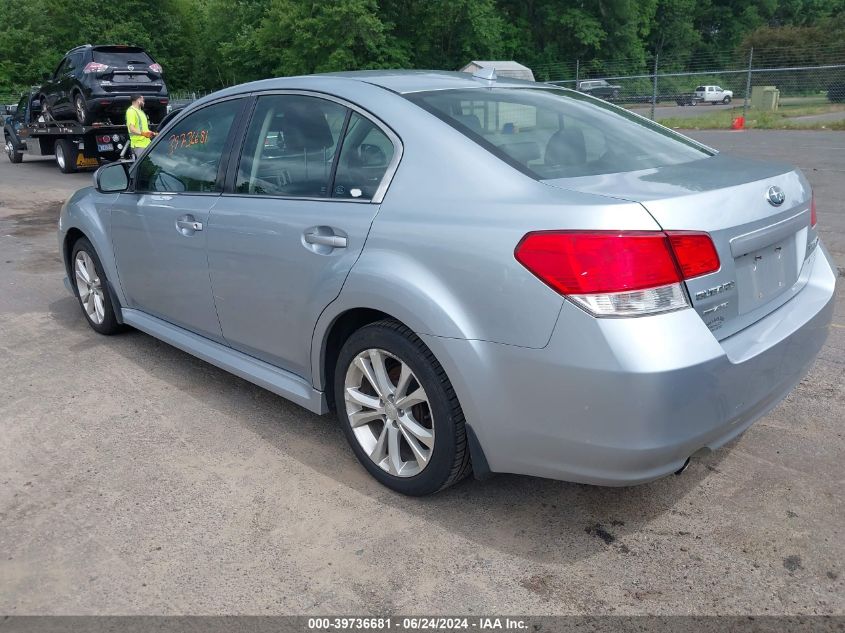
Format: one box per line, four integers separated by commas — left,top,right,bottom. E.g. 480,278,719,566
70,237,123,335
74,93,92,125
334,320,472,496
55,139,78,173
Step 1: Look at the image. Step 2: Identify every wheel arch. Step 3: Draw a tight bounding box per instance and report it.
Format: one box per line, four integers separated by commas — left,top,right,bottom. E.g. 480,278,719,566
64,227,125,324
316,307,404,411
62,227,87,276
315,305,492,480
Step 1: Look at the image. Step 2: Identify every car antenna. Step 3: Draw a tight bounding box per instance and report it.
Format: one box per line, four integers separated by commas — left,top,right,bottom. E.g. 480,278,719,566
472,67,497,82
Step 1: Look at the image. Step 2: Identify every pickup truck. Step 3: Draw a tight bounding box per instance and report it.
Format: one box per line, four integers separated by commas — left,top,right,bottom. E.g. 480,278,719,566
694,85,733,104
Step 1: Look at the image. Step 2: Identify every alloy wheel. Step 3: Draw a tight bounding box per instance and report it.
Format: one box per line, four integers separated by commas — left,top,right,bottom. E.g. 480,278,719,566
76,97,85,123
56,143,65,169
74,251,105,324
5,140,12,158
344,348,435,477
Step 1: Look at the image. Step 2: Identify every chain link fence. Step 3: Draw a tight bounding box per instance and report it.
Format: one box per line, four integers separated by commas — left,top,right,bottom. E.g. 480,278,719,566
5,44,844,130
537,44,845,128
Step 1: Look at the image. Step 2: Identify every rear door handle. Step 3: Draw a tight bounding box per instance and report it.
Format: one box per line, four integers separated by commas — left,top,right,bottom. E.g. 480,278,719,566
304,233,347,248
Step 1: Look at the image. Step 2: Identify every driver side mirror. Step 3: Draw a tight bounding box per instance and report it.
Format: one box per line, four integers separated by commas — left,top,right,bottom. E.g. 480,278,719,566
95,161,130,193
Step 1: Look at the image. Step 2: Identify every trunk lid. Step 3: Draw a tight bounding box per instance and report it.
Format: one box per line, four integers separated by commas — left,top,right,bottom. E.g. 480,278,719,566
543,153,817,339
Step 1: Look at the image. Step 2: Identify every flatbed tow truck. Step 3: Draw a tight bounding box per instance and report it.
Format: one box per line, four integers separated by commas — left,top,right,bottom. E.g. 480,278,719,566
4,89,129,173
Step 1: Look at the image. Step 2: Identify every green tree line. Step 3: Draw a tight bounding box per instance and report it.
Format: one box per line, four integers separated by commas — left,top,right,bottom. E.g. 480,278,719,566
1,0,844,96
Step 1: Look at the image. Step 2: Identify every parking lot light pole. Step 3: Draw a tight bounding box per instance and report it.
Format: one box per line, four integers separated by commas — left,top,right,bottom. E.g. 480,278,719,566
743,47,754,120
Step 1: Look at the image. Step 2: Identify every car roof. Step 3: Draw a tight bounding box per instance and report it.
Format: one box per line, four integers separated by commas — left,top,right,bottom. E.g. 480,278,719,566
329,70,543,93
66,44,147,54
219,70,544,97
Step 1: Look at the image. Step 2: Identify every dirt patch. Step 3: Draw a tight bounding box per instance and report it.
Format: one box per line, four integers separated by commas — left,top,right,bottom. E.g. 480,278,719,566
783,555,803,573
2,201,63,237
15,249,63,275
519,574,556,599
585,523,616,545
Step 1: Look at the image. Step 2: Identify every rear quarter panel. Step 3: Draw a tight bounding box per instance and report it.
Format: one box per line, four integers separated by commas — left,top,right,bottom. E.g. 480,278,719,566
309,83,663,389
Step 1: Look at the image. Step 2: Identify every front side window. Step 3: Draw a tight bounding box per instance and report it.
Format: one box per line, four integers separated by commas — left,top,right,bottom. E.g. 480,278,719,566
135,99,242,193
236,94,347,197
407,88,712,179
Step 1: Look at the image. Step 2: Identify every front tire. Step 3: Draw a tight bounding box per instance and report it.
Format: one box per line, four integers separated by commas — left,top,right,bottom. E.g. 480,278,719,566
723,95,732,104
71,237,122,335
5,137,22,163
334,320,471,496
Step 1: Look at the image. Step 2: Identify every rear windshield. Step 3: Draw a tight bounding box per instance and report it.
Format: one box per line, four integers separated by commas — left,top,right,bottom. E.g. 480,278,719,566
92,47,153,66
406,88,712,179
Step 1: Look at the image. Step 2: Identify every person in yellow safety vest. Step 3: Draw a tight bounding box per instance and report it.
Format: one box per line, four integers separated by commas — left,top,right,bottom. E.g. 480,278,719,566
126,94,157,160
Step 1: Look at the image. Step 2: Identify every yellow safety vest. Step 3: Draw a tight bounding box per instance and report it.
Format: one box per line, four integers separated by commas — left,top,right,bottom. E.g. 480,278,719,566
126,106,150,148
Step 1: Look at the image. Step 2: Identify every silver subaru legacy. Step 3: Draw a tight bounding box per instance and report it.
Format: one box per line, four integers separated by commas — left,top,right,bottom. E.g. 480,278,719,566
59,71,836,495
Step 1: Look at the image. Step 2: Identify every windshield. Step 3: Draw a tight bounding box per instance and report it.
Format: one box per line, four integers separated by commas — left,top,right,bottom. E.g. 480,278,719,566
407,87,712,179
92,47,153,66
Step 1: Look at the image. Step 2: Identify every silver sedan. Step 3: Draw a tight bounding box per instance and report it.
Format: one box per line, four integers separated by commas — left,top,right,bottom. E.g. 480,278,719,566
58,70,836,495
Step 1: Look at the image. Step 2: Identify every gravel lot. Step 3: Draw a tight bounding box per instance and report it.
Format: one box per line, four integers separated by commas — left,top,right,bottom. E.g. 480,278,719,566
1,131,843,616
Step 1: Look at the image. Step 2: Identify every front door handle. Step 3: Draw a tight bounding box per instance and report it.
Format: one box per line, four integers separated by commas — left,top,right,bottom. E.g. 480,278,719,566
304,232,347,248
176,216,203,235
177,219,203,231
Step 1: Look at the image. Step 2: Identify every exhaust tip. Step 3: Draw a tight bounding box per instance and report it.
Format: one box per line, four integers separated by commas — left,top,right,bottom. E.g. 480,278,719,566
674,457,691,476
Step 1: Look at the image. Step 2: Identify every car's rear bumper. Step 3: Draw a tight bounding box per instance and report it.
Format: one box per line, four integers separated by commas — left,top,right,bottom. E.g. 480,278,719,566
422,244,836,486
84,89,168,112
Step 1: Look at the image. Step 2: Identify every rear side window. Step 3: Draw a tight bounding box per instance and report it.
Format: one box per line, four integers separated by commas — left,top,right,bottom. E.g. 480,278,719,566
135,99,242,193
407,88,712,179
236,94,348,197
695,86,705,92
92,47,153,66
332,113,395,199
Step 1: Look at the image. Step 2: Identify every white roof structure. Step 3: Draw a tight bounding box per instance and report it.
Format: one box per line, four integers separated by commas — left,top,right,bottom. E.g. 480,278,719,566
459,61,535,82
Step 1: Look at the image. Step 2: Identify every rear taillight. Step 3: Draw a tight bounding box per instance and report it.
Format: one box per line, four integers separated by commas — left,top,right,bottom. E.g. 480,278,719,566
810,195,817,227
149,63,163,73
515,230,720,317
83,62,109,73
666,232,720,279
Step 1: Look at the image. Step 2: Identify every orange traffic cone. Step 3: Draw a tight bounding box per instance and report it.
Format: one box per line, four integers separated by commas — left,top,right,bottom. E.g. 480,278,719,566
731,116,745,130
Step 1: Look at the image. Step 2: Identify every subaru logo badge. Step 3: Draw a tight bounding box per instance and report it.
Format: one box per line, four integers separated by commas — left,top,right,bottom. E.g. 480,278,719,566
766,185,785,206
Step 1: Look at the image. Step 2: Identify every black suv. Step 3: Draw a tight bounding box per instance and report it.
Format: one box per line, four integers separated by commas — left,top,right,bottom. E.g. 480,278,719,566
576,79,621,100
37,44,168,125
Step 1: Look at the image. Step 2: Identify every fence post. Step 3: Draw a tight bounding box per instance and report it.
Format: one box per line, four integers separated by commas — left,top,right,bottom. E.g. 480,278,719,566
651,54,658,120
743,47,753,120
575,59,580,85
